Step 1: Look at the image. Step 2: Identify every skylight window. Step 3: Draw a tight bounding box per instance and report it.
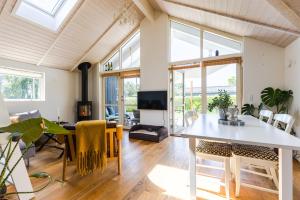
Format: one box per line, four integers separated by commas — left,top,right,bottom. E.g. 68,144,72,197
23,0,65,16
14,0,78,32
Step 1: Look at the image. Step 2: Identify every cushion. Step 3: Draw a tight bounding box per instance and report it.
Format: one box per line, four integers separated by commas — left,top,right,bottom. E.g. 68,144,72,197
14,112,30,122
107,107,115,115
29,110,41,118
196,140,232,157
232,143,278,162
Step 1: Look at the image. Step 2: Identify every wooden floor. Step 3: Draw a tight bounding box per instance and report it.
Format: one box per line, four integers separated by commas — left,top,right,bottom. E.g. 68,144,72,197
8,132,300,200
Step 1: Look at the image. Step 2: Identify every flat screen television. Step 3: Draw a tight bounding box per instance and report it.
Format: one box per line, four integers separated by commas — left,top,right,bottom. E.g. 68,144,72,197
138,91,167,110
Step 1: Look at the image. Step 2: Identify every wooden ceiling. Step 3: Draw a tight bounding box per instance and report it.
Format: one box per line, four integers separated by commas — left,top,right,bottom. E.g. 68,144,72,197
0,0,300,71
0,0,143,70
152,0,300,47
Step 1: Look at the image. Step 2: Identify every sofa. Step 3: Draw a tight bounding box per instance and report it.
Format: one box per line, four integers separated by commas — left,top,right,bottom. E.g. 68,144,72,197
9,110,42,167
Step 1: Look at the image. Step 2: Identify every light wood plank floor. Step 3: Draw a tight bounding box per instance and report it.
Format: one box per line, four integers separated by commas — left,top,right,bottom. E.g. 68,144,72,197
8,132,300,199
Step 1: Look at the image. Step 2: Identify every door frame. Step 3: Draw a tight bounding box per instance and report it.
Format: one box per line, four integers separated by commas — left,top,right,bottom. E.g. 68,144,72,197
102,71,140,129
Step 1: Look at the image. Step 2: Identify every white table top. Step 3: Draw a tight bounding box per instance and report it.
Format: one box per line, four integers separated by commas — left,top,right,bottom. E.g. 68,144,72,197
180,114,300,150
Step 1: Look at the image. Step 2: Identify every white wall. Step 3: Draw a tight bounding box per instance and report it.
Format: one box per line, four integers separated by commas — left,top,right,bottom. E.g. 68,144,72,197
243,37,285,106
140,12,170,126
284,38,300,137
0,57,77,122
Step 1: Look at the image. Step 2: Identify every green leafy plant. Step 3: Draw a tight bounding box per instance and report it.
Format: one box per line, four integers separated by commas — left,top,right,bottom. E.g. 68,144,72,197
241,103,263,116
261,87,293,113
0,118,69,197
208,90,233,119
241,104,256,116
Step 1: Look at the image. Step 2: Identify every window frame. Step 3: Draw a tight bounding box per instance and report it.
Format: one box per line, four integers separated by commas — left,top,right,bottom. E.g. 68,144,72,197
169,18,243,65
13,0,79,32
102,30,140,72
23,0,65,17
0,67,45,102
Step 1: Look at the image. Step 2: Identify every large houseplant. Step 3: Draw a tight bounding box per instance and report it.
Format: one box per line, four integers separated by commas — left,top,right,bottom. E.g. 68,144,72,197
0,118,69,197
208,90,233,120
241,87,293,116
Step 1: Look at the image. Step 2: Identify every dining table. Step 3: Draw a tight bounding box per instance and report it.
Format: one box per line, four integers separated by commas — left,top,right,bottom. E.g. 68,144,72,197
180,114,300,200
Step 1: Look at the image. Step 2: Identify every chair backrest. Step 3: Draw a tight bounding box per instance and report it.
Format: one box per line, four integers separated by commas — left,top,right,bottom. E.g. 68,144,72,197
184,110,198,127
259,110,273,124
273,114,295,134
133,110,140,118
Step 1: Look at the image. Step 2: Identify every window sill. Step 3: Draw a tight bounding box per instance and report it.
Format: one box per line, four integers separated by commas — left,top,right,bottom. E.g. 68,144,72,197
4,99,46,102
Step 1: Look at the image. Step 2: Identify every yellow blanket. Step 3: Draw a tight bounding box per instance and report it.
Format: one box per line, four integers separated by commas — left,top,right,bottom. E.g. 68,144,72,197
75,120,107,176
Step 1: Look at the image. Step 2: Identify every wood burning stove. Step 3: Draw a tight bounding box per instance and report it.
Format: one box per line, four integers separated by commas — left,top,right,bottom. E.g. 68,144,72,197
77,62,92,121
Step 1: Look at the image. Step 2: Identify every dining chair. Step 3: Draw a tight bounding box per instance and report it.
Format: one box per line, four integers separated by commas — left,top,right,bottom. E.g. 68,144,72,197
233,113,295,196
184,110,198,127
192,110,231,199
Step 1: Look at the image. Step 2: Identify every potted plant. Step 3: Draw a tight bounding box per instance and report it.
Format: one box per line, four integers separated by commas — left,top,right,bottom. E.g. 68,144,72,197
208,90,233,120
0,118,69,198
241,87,293,117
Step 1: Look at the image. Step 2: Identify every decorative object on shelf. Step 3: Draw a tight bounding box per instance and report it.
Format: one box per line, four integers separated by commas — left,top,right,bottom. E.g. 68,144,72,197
0,118,69,197
215,50,219,56
104,62,113,71
208,90,233,120
114,0,136,26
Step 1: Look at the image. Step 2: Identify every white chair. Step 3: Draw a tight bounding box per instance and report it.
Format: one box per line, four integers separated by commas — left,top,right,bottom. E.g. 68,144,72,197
184,110,198,127
190,109,231,200
196,140,232,199
259,110,273,124
233,113,295,196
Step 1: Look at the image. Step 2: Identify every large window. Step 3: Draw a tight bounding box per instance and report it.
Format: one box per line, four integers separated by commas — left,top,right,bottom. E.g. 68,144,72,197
203,31,242,58
171,21,200,62
0,67,45,101
103,32,140,71
121,32,140,69
170,20,242,62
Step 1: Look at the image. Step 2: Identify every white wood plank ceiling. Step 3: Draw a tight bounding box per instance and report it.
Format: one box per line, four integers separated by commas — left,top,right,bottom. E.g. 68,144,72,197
0,0,300,71
0,0,143,70
152,0,300,47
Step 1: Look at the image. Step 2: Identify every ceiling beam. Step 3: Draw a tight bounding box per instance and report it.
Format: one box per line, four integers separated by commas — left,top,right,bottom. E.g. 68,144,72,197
133,0,155,22
162,0,300,36
37,0,86,66
0,0,8,15
71,2,135,71
266,0,300,30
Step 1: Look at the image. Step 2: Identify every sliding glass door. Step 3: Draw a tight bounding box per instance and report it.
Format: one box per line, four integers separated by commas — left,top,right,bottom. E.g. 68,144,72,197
104,76,120,122
123,77,140,128
171,68,202,133
103,74,140,129
207,64,237,113
173,70,185,132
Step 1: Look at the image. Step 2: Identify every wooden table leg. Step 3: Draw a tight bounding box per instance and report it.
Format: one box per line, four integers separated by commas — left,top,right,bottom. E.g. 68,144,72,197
62,137,67,182
109,130,114,158
116,125,123,175
189,138,196,200
279,148,293,200
118,139,122,175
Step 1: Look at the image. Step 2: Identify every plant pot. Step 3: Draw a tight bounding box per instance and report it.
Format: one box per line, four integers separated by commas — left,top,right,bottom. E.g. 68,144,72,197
0,185,7,198
219,108,228,120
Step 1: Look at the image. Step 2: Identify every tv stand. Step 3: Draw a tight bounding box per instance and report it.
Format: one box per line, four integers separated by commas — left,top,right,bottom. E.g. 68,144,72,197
129,124,168,142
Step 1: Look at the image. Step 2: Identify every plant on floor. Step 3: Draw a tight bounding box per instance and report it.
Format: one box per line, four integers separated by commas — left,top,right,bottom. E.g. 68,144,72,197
0,118,69,197
208,90,233,120
241,87,293,116
261,87,293,114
